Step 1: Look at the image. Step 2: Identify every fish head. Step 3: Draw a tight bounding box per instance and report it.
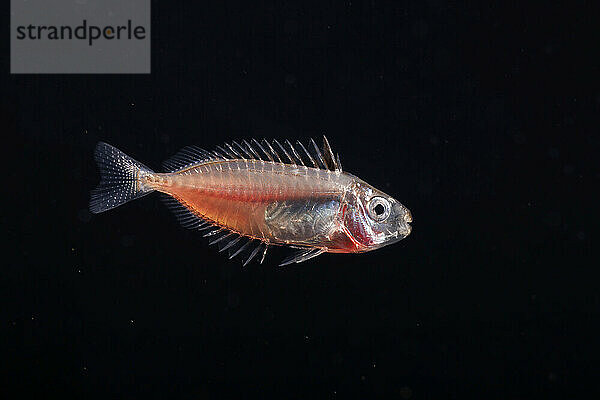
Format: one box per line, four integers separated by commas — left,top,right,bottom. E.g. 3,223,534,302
341,180,412,252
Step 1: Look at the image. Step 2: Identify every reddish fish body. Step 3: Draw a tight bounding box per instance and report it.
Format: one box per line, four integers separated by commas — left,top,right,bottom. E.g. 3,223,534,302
90,138,412,266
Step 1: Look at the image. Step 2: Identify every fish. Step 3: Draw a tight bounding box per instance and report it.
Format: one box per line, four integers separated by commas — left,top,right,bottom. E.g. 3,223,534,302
89,136,412,266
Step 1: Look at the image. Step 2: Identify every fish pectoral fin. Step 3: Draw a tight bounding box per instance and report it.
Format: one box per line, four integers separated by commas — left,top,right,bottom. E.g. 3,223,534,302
279,248,326,267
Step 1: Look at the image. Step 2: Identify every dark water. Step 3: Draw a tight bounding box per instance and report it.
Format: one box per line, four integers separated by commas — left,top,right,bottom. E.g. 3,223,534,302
3,1,597,398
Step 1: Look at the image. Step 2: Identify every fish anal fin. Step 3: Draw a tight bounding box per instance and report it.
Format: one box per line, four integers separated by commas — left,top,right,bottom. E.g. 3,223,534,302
161,194,209,230
228,238,254,259
218,235,241,252
161,195,270,266
244,242,265,267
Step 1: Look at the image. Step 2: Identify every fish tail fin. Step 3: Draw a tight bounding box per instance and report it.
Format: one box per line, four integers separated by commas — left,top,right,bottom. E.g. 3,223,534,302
89,142,155,214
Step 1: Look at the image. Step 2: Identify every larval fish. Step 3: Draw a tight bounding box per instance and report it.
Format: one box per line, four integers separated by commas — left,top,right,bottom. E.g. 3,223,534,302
90,137,412,266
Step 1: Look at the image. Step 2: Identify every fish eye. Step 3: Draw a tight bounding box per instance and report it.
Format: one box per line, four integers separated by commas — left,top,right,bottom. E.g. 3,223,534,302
367,196,391,222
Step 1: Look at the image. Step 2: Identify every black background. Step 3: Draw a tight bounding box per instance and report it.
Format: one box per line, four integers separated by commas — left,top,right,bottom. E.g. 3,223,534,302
3,1,598,398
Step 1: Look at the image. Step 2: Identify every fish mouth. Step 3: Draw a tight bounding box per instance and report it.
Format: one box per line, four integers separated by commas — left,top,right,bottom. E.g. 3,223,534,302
384,205,412,241
390,220,411,240
403,209,412,236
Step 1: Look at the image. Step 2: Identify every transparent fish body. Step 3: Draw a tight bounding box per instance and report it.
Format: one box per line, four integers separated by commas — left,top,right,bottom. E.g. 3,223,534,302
90,137,412,266
150,160,358,251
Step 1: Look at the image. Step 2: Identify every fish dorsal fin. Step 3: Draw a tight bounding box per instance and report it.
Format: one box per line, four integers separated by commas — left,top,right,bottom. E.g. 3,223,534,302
256,136,342,172
321,136,340,171
279,247,326,266
163,137,342,173
277,136,341,172
162,145,228,172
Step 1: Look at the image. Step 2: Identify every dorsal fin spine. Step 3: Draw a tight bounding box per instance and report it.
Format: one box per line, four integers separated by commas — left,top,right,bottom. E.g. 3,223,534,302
285,139,305,166
232,141,252,159
322,136,339,171
243,139,262,160
297,140,317,168
259,139,279,162
216,145,235,158
273,139,295,165
252,139,273,162
309,138,327,169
